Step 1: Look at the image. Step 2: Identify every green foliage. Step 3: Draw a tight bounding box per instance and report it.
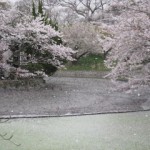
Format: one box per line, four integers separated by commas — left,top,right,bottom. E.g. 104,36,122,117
52,36,63,45
32,0,36,19
66,54,109,71
32,0,60,32
23,63,57,76
48,19,59,31
38,0,43,16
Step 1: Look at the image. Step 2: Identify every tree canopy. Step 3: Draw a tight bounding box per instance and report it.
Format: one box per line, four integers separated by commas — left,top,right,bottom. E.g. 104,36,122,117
0,6,75,79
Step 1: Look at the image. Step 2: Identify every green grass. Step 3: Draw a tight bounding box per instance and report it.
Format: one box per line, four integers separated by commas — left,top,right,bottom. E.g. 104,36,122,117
0,111,150,150
65,54,110,71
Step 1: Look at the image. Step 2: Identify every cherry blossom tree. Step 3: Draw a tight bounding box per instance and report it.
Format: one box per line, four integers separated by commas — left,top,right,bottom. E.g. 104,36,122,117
104,0,150,89
62,22,109,61
62,22,99,60
0,8,75,79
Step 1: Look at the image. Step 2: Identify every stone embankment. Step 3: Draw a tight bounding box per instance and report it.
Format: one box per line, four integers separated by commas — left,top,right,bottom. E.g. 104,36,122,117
0,77,45,89
53,71,109,78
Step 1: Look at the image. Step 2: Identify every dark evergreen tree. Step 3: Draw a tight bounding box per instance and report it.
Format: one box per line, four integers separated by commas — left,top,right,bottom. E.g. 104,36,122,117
32,0,59,33
32,0,36,19
38,0,43,16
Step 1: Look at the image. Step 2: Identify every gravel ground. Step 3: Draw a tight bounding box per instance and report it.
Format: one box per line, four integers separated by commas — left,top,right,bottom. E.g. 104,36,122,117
0,77,150,118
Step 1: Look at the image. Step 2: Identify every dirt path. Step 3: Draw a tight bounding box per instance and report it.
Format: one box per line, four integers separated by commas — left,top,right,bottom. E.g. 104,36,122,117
0,77,150,118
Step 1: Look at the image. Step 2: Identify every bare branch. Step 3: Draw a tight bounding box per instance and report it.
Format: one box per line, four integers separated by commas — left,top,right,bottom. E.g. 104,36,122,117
59,0,110,21
0,133,21,146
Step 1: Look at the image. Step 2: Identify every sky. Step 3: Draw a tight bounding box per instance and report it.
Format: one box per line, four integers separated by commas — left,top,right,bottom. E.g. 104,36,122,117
10,0,18,2
3,0,18,3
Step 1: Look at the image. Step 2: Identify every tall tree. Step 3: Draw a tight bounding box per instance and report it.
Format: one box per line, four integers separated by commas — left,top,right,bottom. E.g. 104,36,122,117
32,0,36,19
0,9,74,79
38,0,43,16
59,0,111,22
62,22,107,61
104,0,150,89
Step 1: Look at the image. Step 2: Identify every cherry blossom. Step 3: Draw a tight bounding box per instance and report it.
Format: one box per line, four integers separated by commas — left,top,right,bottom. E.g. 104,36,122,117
0,9,75,78
104,0,150,88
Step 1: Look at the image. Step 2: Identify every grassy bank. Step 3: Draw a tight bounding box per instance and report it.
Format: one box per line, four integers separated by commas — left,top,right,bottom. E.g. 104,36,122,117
65,54,109,71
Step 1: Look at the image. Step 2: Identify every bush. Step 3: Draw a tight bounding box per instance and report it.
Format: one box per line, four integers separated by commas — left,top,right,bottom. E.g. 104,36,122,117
22,63,57,76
